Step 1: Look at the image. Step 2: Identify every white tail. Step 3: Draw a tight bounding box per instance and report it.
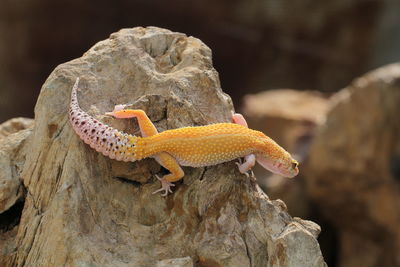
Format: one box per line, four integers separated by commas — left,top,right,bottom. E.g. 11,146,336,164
69,78,138,162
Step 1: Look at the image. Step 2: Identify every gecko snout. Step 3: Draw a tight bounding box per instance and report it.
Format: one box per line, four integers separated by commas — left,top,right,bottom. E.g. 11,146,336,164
256,154,299,178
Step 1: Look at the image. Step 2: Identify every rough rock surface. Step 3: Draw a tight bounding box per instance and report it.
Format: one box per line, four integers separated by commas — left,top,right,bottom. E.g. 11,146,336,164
305,64,400,267
0,27,326,267
0,118,32,267
0,118,33,213
0,118,34,139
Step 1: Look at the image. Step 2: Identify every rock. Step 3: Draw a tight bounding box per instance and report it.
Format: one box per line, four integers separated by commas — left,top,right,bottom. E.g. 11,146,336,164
242,89,330,218
0,27,326,267
0,119,32,266
0,118,32,213
305,64,400,267
0,118,34,139
156,256,193,267
0,134,27,214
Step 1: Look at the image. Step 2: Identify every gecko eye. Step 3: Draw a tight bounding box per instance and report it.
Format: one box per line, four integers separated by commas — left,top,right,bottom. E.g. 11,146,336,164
291,161,298,169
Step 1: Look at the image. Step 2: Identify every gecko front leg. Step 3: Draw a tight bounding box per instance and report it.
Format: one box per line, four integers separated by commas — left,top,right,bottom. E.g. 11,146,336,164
232,113,255,178
235,154,256,177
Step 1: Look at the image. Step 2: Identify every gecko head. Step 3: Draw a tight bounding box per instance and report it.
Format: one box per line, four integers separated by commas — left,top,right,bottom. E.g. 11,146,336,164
256,147,299,178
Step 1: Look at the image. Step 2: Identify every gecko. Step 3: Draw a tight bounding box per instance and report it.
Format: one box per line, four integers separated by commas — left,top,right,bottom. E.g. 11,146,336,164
69,78,299,196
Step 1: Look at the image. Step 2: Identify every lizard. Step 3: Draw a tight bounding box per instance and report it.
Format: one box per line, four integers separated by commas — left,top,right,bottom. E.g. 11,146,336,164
69,78,299,196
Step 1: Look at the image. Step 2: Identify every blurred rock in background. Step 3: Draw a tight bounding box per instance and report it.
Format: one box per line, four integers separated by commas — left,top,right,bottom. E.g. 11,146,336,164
242,64,400,267
305,64,400,267
1,0,400,122
242,88,334,263
242,89,330,218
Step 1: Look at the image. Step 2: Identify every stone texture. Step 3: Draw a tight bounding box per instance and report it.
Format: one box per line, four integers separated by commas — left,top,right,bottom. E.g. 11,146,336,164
0,118,32,267
0,118,32,213
305,64,400,267
0,27,326,267
0,118,34,139
156,256,193,267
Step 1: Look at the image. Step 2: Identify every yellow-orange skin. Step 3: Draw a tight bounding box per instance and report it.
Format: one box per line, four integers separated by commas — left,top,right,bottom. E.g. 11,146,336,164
70,77,297,196
136,123,270,167
110,109,298,184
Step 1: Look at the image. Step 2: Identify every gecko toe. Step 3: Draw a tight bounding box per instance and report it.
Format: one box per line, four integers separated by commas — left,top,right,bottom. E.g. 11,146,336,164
248,170,256,180
152,188,163,194
113,104,127,112
153,175,175,196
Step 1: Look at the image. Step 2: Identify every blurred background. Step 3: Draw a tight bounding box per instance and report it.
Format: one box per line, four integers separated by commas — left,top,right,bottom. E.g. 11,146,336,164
1,0,399,266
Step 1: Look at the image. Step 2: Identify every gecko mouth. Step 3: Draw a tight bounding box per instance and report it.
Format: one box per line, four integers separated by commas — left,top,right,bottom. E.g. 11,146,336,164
256,156,299,178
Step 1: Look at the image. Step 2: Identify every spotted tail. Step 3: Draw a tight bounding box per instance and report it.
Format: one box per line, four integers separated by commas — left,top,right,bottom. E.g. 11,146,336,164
69,78,140,162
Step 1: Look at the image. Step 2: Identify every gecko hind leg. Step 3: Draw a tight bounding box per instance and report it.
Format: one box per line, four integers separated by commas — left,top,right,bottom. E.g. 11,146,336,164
107,107,184,196
152,153,184,196
106,107,158,137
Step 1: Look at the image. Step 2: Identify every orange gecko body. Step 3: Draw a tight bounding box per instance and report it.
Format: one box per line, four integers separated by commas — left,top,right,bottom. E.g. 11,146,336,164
70,78,299,196
136,123,275,167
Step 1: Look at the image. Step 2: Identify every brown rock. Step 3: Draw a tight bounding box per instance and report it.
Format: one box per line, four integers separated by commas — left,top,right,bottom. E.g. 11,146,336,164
0,27,326,266
305,64,400,267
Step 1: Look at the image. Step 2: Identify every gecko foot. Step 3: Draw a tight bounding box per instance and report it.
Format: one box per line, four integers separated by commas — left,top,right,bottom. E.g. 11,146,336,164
235,162,250,177
235,162,256,179
105,104,128,116
152,175,175,196
249,170,256,179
